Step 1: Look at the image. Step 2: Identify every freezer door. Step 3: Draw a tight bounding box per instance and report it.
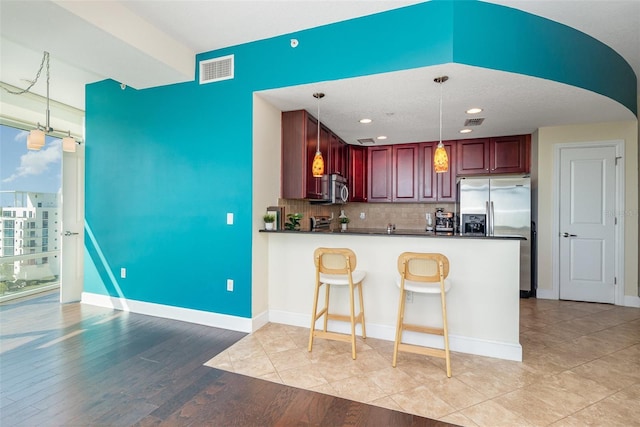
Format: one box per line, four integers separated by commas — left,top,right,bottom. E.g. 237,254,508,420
459,178,490,235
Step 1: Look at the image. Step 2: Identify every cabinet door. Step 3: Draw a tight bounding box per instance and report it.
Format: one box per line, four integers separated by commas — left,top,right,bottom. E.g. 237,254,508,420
490,135,529,174
393,144,419,202
349,145,367,202
329,134,347,176
306,118,329,199
418,142,437,201
368,146,392,202
281,110,309,199
457,138,490,175
436,141,457,201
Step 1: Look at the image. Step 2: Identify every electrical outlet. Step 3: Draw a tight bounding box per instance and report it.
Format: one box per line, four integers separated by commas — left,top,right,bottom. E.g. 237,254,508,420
405,291,413,303
120,268,126,279
226,279,234,292
360,212,366,220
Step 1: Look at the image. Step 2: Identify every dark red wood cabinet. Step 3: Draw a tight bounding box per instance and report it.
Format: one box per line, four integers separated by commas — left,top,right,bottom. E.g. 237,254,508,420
490,134,530,174
457,135,529,175
367,146,393,202
392,144,419,202
348,145,367,202
281,110,328,200
329,134,348,177
419,141,457,202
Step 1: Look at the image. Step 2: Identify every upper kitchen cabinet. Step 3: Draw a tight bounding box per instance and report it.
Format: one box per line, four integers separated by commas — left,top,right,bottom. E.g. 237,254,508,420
418,141,457,202
392,144,419,202
348,145,367,202
491,134,530,174
367,146,393,202
457,135,530,175
281,110,327,200
329,133,347,177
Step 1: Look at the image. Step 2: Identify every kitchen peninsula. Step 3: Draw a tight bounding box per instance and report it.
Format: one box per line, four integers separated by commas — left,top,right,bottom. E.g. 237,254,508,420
263,230,523,361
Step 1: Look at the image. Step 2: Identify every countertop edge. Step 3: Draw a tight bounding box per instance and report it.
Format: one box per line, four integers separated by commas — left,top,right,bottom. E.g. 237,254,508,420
258,229,525,240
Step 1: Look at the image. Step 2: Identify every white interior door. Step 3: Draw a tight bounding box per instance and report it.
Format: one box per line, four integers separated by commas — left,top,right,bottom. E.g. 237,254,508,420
559,145,616,303
60,143,84,303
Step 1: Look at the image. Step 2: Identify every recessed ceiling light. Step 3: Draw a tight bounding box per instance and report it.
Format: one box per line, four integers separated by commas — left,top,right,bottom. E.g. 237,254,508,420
459,129,473,134
359,118,372,124
466,108,483,114
377,135,387,140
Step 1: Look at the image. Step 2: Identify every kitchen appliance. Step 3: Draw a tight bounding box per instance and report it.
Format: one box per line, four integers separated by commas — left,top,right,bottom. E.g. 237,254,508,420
434,208,455,232
310,215,332,231
458,175,532,295
313,173,349,204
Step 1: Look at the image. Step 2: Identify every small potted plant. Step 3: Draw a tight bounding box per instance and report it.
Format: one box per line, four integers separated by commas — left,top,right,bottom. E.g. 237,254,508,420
285,213,303,230
339,215,350,231
263,213,276,231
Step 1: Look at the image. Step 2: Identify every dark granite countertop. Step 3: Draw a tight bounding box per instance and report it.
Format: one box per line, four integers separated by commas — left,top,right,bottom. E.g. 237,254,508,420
260,228,525,240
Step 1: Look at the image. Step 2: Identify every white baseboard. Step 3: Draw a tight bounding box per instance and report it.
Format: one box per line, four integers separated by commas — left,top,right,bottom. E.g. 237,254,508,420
81,292,256,333
624,295,640,308
535,288,557,300
268,309,522,362
532,289,640,308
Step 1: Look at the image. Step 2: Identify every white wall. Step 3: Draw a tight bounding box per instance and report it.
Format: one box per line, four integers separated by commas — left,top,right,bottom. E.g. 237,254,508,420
536,120,639,299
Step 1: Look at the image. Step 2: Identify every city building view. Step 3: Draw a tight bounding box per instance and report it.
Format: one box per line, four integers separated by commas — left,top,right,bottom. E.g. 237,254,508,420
0,124,62,300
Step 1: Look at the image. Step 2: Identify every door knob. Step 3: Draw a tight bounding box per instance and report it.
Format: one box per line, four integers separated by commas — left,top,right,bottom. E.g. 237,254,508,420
562,232,577,237
64,231,79,236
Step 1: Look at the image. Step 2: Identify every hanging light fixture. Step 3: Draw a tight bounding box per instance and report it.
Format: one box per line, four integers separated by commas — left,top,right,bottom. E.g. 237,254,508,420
62,131,77,153
433,76,449,173
311,92,325,178
2,51,79,152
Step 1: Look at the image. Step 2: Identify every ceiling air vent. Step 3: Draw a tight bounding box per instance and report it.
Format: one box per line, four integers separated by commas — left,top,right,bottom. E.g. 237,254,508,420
199,54,234,84
357,138,376,145
464,118,485,126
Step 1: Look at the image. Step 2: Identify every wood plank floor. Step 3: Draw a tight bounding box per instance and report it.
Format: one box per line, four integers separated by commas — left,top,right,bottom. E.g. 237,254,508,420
0,292,454,426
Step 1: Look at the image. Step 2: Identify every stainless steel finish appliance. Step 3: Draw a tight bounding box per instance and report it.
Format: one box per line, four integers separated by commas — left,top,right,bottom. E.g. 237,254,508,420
310,215,332,231
459,176,532,293
434,208,455,232
314,173,349,204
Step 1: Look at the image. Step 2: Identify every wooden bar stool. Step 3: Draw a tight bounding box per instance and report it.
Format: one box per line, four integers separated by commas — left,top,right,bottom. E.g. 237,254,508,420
308,247,366,359
392,252,452,377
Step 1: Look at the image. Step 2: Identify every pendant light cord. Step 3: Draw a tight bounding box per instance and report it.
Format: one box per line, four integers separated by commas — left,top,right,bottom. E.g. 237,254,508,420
317,95,321,152
439,79,443,146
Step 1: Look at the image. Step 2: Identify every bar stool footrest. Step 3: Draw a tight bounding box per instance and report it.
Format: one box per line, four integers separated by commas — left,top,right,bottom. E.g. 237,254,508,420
397,343,446,359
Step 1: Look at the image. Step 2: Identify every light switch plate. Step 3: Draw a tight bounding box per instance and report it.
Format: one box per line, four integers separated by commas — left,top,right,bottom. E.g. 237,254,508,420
226,213,234,225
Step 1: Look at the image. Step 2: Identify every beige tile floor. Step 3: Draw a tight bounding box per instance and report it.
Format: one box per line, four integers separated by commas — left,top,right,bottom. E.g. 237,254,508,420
205,299,640,426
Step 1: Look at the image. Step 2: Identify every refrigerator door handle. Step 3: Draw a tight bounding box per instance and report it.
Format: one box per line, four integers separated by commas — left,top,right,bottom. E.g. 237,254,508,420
490,201,495,236
485,201,490,236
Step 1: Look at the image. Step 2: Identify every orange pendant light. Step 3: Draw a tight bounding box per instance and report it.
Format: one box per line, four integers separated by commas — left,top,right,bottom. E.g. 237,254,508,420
312,92,325,178
434,76,449,174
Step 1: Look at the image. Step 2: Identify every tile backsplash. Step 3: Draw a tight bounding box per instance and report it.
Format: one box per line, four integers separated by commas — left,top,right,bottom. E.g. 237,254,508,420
277,199,456,231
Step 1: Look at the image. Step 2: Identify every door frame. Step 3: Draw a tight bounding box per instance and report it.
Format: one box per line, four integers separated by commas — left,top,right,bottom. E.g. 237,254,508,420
60,141,85,303
552,140,625,305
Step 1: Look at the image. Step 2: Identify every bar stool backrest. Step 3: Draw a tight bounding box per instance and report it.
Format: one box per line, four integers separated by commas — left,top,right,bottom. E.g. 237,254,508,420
314,247,357,275
397,252,449,282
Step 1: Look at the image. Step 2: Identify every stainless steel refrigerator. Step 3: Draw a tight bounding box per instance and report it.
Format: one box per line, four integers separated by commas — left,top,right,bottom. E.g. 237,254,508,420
458,176,532,294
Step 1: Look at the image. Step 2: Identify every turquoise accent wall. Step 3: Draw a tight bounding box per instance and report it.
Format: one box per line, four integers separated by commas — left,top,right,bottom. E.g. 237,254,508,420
84,1,636,319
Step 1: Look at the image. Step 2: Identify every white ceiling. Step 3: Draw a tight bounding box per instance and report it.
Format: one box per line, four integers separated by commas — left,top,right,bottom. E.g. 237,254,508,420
0,0,638,144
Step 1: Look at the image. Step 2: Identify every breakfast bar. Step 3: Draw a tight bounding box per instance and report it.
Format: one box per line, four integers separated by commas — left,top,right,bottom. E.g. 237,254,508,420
263,230,523,361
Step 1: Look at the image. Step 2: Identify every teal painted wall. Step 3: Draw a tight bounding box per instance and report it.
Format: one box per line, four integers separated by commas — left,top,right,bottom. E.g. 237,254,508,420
84,1,636,319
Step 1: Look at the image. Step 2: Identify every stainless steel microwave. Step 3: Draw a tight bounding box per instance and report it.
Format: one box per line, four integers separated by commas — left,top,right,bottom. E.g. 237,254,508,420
315,174,349,204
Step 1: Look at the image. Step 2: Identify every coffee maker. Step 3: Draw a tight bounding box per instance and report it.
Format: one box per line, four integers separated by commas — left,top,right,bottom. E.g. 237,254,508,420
435,208,455,232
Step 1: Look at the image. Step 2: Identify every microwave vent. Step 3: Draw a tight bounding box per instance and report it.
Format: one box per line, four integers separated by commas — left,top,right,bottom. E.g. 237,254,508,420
464,118,485,126
357,138,376,145
199,54,234,84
